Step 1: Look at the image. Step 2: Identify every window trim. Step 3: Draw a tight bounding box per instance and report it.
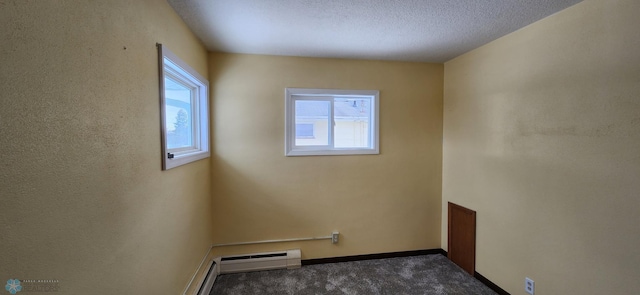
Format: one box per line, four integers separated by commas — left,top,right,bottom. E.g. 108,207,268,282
285,88,379,156
158,43,210,170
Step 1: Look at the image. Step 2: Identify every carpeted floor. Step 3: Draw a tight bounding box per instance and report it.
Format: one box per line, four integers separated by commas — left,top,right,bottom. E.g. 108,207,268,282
209,254,497,294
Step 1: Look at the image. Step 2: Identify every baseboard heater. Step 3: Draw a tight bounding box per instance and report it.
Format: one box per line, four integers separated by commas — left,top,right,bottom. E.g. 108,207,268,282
219,249,301,274
196,260,217,295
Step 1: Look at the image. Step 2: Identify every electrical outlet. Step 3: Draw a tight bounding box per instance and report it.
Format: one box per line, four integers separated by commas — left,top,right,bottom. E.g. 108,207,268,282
332,232,339,244
525,277,534,295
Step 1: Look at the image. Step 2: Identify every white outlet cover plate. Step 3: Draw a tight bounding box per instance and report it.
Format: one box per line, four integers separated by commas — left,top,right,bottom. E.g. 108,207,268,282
525,277,535,295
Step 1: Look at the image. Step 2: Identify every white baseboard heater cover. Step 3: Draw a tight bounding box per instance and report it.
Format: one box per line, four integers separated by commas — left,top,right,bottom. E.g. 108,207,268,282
219,249,301,274
197,261,217,295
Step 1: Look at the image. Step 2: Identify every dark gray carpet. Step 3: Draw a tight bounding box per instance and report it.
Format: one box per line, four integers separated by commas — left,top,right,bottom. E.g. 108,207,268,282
210,254,497,294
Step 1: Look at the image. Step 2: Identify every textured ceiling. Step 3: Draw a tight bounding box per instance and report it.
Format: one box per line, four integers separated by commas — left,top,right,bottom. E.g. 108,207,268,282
167,0,582,63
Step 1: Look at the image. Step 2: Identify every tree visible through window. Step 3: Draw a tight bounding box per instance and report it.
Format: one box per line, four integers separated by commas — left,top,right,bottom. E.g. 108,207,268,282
171,109,191,147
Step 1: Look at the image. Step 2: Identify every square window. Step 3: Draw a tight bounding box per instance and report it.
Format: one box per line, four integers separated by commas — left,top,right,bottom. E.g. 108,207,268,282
285,88,379,156
158,44,210,170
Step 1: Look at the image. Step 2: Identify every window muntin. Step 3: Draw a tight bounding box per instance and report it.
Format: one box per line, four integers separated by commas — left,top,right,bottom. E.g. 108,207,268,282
285,88,379,156
158,44,210,170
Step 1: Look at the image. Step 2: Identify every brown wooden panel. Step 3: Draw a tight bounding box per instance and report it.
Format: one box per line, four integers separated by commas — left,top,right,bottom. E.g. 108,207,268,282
448,202,476,275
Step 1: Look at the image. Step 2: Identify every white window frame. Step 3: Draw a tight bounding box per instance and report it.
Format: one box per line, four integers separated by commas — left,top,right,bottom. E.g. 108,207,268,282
158,44,210,170
285,88,379,156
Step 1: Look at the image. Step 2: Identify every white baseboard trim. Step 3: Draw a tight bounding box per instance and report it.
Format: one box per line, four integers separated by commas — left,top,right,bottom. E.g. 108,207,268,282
182,246,215,295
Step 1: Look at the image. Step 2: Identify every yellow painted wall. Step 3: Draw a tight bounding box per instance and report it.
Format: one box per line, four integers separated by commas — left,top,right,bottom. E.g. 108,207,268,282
442,0,640,294
209,53,443,258
0,1,213,294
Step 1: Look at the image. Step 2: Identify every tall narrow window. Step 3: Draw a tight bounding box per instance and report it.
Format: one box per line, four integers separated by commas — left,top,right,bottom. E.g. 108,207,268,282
158,44,209,170
285,88,379,156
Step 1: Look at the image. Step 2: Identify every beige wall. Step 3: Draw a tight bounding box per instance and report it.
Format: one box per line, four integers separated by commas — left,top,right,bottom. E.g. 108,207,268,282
0,1,213,294
209,53,443,258
442,0,640,294
8,0,636,293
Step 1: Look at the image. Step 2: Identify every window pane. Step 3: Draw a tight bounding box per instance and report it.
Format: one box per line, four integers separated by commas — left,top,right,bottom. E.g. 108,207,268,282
295,100,330,146
295,123,314,138
334,97,370,148
164,76,193,149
